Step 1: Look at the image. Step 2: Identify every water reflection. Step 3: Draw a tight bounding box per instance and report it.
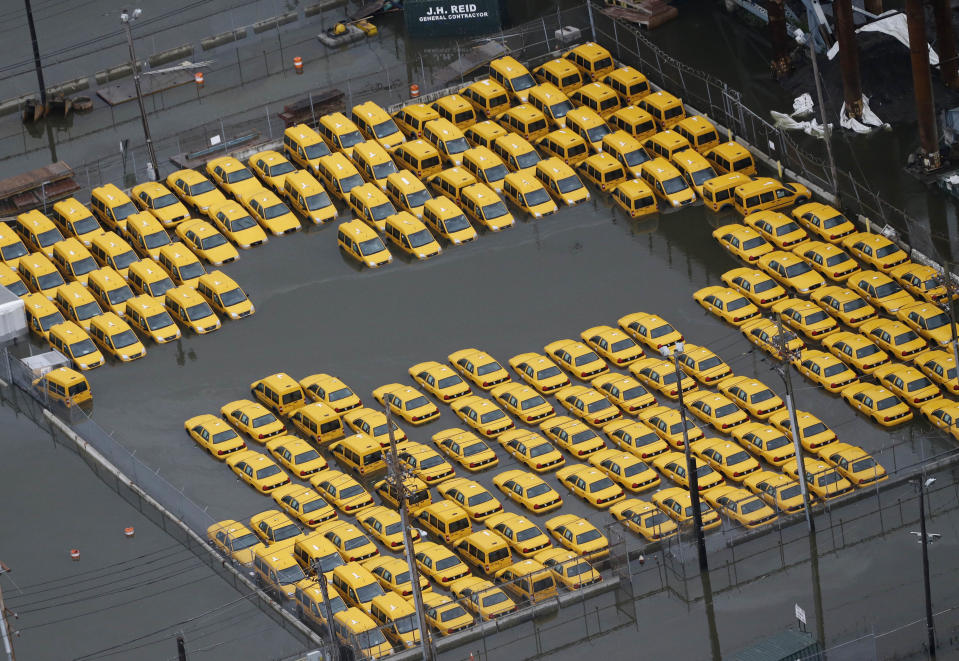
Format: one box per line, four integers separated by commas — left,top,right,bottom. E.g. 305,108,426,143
808,528,826,648
175,339,197,367
700,568,723,661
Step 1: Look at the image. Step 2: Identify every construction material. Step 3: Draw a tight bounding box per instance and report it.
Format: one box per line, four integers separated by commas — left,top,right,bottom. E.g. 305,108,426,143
906,0,940,170
600,1,677,30
276,88,344,127
97,69,196,106
317,23,365,47
0,161,79,216
932,0,959,88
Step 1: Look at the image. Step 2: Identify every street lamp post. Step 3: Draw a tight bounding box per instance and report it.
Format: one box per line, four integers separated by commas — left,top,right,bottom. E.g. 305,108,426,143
120,8,160,181
914,475,938,658
660,342,708,573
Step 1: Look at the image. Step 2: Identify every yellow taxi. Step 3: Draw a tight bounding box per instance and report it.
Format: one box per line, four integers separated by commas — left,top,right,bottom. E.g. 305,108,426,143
848,270,915,315
671,148,717,196
122,213,171,261
52,278,99,332
528,82,575,129
211,201,268,249
544,339,609,380
630,359,698,401
331,608,391,659
611,178,657,218
336,219,392,268
449,348,511,389
693,285,760,325
497,561,557,603
396,441,455,484
225,450,290,493
250,510,306,549
0,262,28,296
590,373,656,413
842,232,910,270
164,285,220,334
484,512,550,557
502,172,558,217
437,477,502,520
690,438,760,482
241,188,301,235
859,318,927,360
206,156,261,200
451,395,514,438
731,423,795,466
174,219,238,266
733,178,811,216
740,317,805,358
362,555,429,598
703,485,778,529
580,325,643,366
643,129,692,162
131,181,190,227
508,352,570,394
47,321,104,371
617,312,684,351
538,128,590,166
489,55,536,102
429,168,477,204
588,448,659,493
490,382,555,424
744,211,809,249
310,469,375,514
608,105,658,141
414,541,472,585
288,401,344,445
89,184,139,232
431,93,477,131
793,349,859,392
920,399,959,439
639,157,696,207
603,131,650,179
781,456,854,500
889,262,950,303
743,470,807,514
717,375,785,419
86,266,133,316
757,250,827,294
840,382,913,426
492,133,542,173
637,90,686,130
563,41,615,81
817,443,887,486
460,78,511,119
352,101,405,148
424,118,471,166
673,115,720,153
87,312,146,362
165,169,228,218
449,576,514,621
348,184,395,232
271,484,336,527
540,416,607,457
791,202,857,242
872,363,941,406
265,436,329,478
14,210,65,257
465,120,509,150
317,112,365,157
492,469,563,513
342,407,406,446
721,268,787,309
372,383,439,425
89,231,139,280
544,514,610,560
603,66,650,104
207,520,265,568
712,223,773,263
898,301,958,346
317,521,379,562
916,348,959,394
685,392,750,432
462,146,509,193
570,81,621,119
555,385,621,427
602,419,670,460
652,487,721,529
533,58,584,95
409,361,471,403
822,331,890,374
384,170,433,218
432,429,499,472
393,103,440,139
794,241,861,282
22,292,65,339
392,140,443,179
497,429,565,472
383,211,442,259
221,399,285,441
705,141,756,176
196,271,253,320
50,197,104,247
368,593,420,649
19,252,66,298
459,182,515,230
608,499,677,541
772,297,839,340
811,285,878,327
283,169,337,223
422,196,477,245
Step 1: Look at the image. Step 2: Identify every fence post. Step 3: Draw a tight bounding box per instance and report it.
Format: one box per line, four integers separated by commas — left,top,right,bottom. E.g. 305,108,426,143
309,92,316,127
587,0,597,42
613,18,621,60
265,105,273,139
542,17,550,53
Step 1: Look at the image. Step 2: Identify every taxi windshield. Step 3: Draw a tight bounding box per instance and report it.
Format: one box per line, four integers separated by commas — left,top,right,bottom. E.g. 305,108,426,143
185,301,214,321
373,118,400,137
408,229,435,248
69,339,98,357
228,215,258,232
484,164,509,182
358,237,387,256
371,161,398,180
74,301,101,320
444,214,471,232
38,310,65,330
524,189,551,207
406,189,431,208
482,201,508,219
305,192,332,210
255,465,282,479
276,564,306,584
111,329,139,348
370,202,396,221
188,180,216,195
264,202,291,219
521,395,547,410
304,142,331,159
37,271,66,290
662,176,688,194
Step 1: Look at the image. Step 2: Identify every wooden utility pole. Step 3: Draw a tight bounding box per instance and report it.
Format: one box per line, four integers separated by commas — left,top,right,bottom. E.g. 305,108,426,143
176,635,186,661
0,562,16,661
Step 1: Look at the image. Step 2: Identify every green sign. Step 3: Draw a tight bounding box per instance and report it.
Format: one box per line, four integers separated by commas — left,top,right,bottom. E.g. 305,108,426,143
405,0,502,37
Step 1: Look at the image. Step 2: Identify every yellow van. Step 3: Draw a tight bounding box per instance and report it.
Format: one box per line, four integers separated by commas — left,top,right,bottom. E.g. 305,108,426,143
565,107,612,153
733,178,810,216
33,366,91,406
351,101,405,149
251,372,306,416
393,103,440,139
392,140,443,179
423,118,470,167
90,183,138,232
528,82,575,128
416,500,472,543
460,183,515,231
609,105,658,141
489,55,536,103
674,116,721,154
385,171,433,218
128,258,175,298
370,593,420,649
0,222,30,269
563,42,615,81
603,66,650,105
90,232,138,280
706,141,757,176
578,152,628,191
423,196,477,244
18,252,65,299
88,312,146,362
534,157,590,205
493,133,541,173
15,210,63,258
465,120,509,150
0,262,28,297
123,212,171,260
23,292,65,338
317,111,365,157
51,238,98,285
643,130,692,162
638,91,686,130
671,148,718,197
332,563,385,613
252,546,310,600
497,104,549,142
641,157,697,208
197,270,253,319
496,559,557,603
332,608,392,659
384,212,442,260
374,476,433,514
50,197,103,246
124,294,181,343
455,529,512,575
282,170,336,224
533,58,584,95
293,532,346,577
54,281,102,331
330,433,386,476
502,172,558,217
350,140,399,190
315,153,366,202
429,167,477,204
282,124,332,174
289,401,344,444
337,219,392,268
87,266,134,315
48,321,103,371
570,82,621,120
131,181,190,228
462,146,509,192
157,242,205,287
701,172,752,212
346,184,393,233
431,94,477,130
295,581,347,629
164,285,221,334
537,129,589,165
612,179,658,218
602,130,651,178
460,79,511,119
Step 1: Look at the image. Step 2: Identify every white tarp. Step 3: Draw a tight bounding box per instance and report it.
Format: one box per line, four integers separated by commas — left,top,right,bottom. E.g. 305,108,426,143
827,12,939,65
840,95,889,133
0,286,26,345
771,110,829,138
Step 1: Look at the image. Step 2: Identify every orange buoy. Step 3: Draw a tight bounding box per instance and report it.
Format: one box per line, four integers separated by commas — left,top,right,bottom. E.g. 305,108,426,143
293,56,303,74
410,83,419,98
124,527,135,538
194,71,204,87
70,549,80,561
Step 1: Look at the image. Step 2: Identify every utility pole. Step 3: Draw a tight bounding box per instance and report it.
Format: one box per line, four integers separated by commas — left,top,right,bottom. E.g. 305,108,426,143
120,8,160,181
383,405,434,661
660,342,708,573
176,635,187,661
936,264,959,379
915,475,937,658
0,561,16,661
773,316,815,532
316,572,340,661
24,0,46,109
